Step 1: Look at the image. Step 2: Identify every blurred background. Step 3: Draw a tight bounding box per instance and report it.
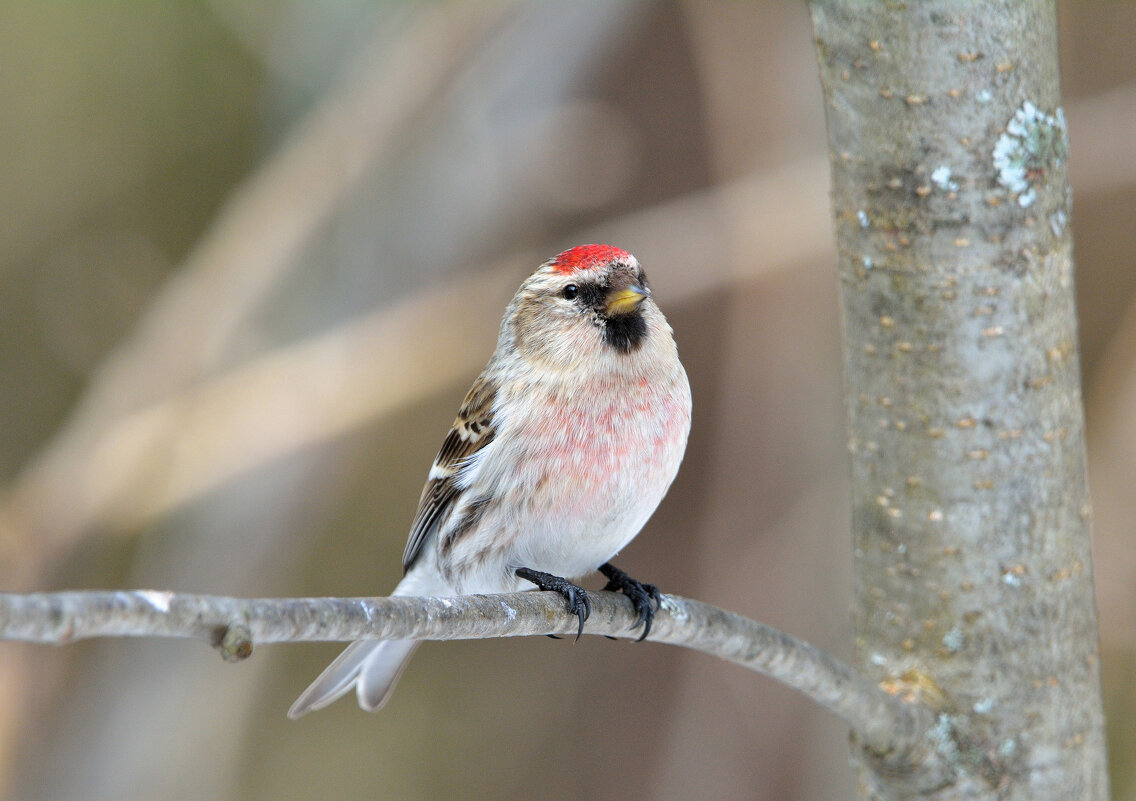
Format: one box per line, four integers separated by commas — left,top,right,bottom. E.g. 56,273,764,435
0,3,1133,799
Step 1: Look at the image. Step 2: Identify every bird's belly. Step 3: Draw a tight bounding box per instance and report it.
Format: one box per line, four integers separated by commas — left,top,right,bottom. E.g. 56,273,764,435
444,380,689,593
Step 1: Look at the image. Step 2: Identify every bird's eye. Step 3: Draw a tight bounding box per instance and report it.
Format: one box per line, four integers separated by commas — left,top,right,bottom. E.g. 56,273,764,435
561,284,579,300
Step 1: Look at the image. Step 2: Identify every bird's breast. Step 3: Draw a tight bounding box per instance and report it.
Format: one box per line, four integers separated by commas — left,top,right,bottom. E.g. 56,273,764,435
440,366,690,591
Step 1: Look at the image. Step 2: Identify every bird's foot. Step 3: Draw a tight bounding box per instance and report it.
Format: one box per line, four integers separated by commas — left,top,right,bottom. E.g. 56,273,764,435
598,562,662,642
515,567,591,640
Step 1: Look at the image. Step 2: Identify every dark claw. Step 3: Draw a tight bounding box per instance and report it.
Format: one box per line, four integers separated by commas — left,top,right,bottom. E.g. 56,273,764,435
598,562,662,642
516,567,591,640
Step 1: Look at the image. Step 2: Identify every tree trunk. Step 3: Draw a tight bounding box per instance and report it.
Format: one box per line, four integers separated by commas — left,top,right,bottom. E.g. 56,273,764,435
807,1,1109,798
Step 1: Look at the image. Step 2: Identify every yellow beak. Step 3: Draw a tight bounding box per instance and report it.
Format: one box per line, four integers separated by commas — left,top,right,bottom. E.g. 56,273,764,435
605,284,648,316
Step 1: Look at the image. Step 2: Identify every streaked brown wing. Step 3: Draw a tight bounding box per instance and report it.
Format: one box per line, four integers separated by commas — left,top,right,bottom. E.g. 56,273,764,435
402,375,497,570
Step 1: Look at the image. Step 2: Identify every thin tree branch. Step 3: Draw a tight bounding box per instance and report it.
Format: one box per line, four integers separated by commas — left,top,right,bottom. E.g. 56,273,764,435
0,588,933,764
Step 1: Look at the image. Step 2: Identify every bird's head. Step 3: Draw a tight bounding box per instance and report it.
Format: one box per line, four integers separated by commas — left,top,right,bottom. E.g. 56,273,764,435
507,244,670,374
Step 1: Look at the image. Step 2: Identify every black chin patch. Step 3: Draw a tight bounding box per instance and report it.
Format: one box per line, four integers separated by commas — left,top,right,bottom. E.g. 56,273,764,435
603,310,647,353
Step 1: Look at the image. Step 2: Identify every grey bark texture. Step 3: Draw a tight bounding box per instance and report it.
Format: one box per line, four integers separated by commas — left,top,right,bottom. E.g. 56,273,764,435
0,588,925,755
808,1,1109,798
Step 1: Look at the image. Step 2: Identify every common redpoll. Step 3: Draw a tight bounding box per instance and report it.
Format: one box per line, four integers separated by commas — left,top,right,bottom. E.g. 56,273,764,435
288,244,691,718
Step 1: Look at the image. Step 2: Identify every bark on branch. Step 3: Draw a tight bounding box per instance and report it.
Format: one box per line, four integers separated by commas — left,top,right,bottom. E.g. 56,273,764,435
808,1,1109,798
0,588,933,764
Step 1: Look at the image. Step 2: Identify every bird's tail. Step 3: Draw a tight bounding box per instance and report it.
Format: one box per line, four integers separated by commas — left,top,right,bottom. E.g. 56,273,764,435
287,638,419,719
287,569,446,719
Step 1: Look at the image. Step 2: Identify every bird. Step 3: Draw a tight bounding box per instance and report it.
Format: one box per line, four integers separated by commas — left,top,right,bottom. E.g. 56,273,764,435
288,244,691,718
